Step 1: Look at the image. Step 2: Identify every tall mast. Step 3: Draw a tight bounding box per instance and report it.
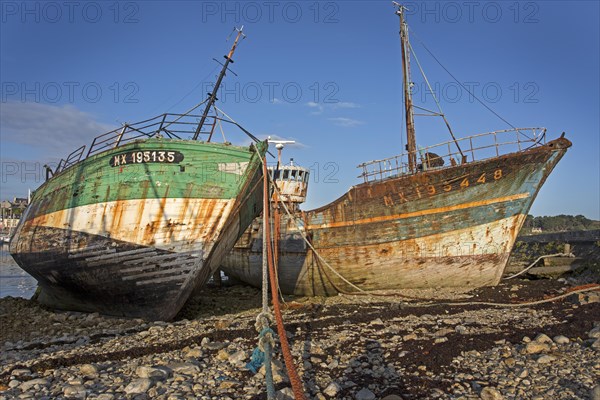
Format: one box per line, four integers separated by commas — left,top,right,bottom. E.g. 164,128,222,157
193,27,245,141
395,4,417,173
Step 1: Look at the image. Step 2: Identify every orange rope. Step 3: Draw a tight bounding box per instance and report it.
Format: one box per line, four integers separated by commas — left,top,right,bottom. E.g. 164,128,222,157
564,283,600,293
263,160,306,400
273,203,280,267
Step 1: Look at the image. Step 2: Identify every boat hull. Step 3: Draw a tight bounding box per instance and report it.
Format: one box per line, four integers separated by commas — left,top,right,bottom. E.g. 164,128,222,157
10,139,266,320
221,138,571,295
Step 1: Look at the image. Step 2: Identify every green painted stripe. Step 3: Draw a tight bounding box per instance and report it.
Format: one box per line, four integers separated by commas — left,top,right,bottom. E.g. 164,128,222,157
29,139,266,218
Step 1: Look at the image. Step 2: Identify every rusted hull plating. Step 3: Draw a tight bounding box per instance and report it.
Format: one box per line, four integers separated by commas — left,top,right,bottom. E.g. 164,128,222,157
10,139,266,320
221,138,571,295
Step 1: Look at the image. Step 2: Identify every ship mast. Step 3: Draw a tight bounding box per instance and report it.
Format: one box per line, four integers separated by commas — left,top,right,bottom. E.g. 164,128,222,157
193,27,245,141
395,3,417,173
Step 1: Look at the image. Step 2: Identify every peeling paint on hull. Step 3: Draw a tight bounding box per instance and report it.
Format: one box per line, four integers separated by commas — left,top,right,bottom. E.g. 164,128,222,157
221,138,571,296
10,139,267,320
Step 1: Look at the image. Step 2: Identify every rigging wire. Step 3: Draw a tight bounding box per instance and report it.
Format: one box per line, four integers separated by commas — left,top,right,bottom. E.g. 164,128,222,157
408,41,465,158
147,64,219,116
166,64,219,112
409,28,533,141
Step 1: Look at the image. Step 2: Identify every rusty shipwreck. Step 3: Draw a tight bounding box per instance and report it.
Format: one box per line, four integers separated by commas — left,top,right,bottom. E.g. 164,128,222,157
10,29,268,320
219,6,572,295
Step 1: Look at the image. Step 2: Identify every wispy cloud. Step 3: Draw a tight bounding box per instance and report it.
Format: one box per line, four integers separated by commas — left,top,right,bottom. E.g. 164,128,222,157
331,102,360,109
305,101,361,115
271,98,283,104
306,101,325,115
328,117,364,127
0,102,114,156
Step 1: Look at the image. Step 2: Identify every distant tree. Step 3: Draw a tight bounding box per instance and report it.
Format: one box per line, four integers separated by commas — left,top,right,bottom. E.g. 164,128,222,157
521,214,599,234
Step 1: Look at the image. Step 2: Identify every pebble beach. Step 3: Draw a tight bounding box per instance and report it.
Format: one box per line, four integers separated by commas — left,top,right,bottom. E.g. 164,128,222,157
0,278,599,400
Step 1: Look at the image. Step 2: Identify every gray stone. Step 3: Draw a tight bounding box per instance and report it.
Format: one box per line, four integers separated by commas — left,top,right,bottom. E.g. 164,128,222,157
553,335,569,344
203,341,226,350
10,369,31,378
135,366,170,380
575,292,600,305
355,388,376,400
95,395,114,400
79,364,98,377
63,384,86,399
537,355,557,364
382,396,404,400
434,328,454,337
323,382,341,397
228,350,247,364
589,326,600,339
167,362,200,375
518,368,528,378
591,384,600,400
480,386,504,400
455,325,467,334
124,378,153,394
525,341,549,354
533,333,552,343
275,387,294,400
218,379,240,389
19,378,49,391
184,347,203,358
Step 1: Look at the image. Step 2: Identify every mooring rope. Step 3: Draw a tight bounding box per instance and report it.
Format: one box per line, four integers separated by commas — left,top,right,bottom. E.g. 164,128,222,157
503,253,574,280
406,284,600,308
265,164,599,307
263,161,306,400
248,147,275,399
269,180,368,294
252,151,306,400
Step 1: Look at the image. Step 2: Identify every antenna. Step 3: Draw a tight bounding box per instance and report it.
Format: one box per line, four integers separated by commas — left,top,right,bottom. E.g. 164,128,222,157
268,136,295,165
193,26,246,141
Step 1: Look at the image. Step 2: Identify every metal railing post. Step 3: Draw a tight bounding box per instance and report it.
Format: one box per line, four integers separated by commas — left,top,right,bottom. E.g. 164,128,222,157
156,114,167,136
114,124,128,148
86,138,97,158
494,132,499,157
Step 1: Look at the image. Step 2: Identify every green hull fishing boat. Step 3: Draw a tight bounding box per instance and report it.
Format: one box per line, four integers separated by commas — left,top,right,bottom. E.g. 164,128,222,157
10,29,267,320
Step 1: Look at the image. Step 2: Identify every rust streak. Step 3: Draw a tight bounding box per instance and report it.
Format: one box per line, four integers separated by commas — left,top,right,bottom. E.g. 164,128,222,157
307,193,530,230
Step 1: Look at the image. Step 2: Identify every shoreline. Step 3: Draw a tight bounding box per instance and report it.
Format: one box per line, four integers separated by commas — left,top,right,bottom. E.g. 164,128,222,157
1,278,599,399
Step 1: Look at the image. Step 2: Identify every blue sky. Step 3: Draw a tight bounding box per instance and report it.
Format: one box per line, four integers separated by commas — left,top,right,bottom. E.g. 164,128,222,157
1,0,598,219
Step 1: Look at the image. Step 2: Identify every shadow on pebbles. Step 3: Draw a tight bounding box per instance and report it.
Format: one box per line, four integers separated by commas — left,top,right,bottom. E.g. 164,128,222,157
0,278,599,399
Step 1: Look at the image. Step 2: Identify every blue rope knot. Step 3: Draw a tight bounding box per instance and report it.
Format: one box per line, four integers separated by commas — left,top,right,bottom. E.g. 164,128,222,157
246,327,276,374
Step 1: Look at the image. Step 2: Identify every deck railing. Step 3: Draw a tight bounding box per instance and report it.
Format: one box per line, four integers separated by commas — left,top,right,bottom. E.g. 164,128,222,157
358,127,547,183
52,112,230,175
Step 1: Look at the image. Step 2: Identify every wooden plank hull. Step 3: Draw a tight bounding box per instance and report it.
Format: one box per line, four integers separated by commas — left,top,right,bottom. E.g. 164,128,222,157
221,138,571,296
10,139,266,320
